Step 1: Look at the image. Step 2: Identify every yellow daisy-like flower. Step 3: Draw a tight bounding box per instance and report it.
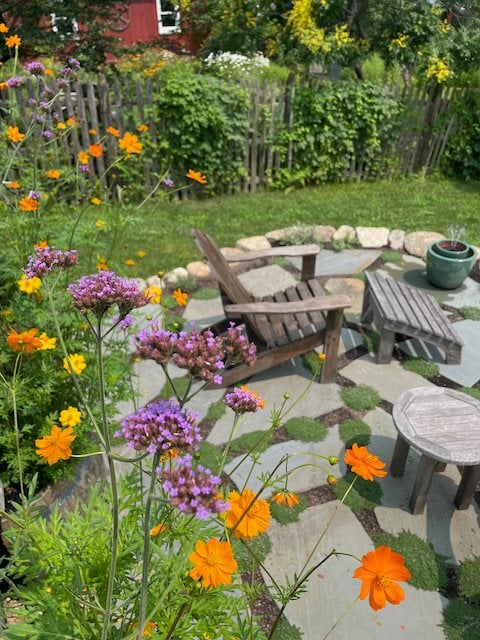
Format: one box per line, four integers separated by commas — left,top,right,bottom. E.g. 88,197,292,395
144,284,162,304
17,273,42,294
63,353,87,375
37,332,57,350
96,219,106,229
45,169,61,179
186,169,207,184
137,250,146,258
35,425,76,465
59,406,81,428
44,68,54,76
0,23,9,33
271,489,299,508
225,488,271,540
91,197,101,206
137,123,149,132
6,34,21,48
150,522,167,537
119,132,142,155
89,128,97,135
57,122,67,130
77,150,89,164
125,258,136,267
19,196,38,212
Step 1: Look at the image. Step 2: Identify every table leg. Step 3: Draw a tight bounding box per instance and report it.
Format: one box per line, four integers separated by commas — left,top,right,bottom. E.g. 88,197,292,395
409,455,437,515
390,435,410,477
454,465,480,510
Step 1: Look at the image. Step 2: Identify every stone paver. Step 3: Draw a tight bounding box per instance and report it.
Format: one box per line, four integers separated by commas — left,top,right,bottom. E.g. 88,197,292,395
183,296,225,331
262,503,447,640
290,248,381,276
340,354,434,404
225,427,344,497
208,359,342,444
315,326,363,357
238,264,297,297
398,319,480,386
325,277,365,323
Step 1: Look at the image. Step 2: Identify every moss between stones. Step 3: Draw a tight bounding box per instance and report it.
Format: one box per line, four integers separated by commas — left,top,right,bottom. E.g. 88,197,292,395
338,418,371,448
235,532,272,573
443,600,480,640
205,399,227,422
284,417,327,442
459,306,480,321
196,441,222,471
374,530,447,591
458,556,480,604
159,375,190,400
458,387,480,401
402,357,439,380
191,287,220,300
230,430,272,454
332,472,382,510
340,385,381,412
381,251,403,263
270,493,308,525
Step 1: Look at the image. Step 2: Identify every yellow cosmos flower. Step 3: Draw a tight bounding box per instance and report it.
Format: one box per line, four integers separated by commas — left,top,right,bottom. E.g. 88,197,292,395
189,538,238,588
89,143,103,158
91,197,101,206
0,23,9,33
96,219,106,229
186,169,207,184
45,169,61,179
19,196,38,212
63,353,87,375
137,123,149,132
137,250,146,258
6,126,25,143
17,273,42,294
38,332,57,350
59,406,81,428
144,284,162,304
77,150,89,164
89,128,97,135
57,122,67,130
125,258,136,266
225,488,271,540
44,68,54,76
106,126,120,137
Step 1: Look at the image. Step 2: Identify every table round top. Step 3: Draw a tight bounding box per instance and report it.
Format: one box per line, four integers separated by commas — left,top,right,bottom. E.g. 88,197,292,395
392,386,480,465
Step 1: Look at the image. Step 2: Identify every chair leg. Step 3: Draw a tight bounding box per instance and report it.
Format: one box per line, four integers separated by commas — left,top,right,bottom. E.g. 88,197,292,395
409,455,436,515
321,309,343,383
390,435,410,477
377,328,395,364
446,344,462,365
454,465,480,510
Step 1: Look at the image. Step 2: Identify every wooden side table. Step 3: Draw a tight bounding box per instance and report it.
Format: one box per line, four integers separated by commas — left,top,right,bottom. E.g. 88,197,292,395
391,387,480,514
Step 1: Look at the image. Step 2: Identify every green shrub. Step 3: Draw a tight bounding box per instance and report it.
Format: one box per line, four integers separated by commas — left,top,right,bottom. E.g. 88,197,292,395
402,357,439,380
270,493,308,525
458,387,480,401
459,306,480,321
340,385,381,411
284,417,327,442
235,533,272,573
443,599,480,640
191,287,220,300
374,530,446,591
458,556,480,604
205,399,227,422
362,330,380,354
196,441,222,471
381,251,402,263
339,419,371,448
230,430,271,454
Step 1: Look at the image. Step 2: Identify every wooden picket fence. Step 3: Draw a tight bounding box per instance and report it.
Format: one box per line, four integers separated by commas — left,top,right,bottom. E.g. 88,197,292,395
0,74,463,196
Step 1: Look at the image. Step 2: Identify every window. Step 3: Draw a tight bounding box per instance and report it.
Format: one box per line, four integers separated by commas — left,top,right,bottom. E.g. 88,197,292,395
156,0,181,35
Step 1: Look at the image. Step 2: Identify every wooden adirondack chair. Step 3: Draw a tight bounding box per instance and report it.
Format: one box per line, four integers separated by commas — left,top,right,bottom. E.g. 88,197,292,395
192,229,352,385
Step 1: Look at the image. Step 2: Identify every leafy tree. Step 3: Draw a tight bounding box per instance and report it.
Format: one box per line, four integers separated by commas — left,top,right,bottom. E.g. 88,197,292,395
1,0,122,69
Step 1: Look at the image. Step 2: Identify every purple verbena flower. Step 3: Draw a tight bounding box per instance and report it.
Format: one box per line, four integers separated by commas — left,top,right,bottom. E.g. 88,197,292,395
28,97,38,106
40,88,54,100
61,66,72,76
42,130,54,139
57,79,69,90
24,245,78,279
135,322,176,365
173,328,225,384
26,61,45,76
115,314,134,330
6,76,23,88
116,400,200,454
79,163,90,173
164,178,174,188
222,323,257,367
224,386,265,414
158,453,228,520
68,57,81,68
67,271,149,318
29,190,40,201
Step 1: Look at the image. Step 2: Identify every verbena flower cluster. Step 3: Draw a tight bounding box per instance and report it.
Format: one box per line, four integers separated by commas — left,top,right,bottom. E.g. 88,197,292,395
158,453,228,520
116,400,200,454
204,51,270,74
68,271,149,318
134,322,256,384
224,386,265,414
135,322,175,365
173,329,225,384
25,245,78,279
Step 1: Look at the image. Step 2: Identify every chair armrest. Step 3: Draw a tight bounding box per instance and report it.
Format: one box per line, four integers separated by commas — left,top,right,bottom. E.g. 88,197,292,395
222,244,319,262
224,295,352,315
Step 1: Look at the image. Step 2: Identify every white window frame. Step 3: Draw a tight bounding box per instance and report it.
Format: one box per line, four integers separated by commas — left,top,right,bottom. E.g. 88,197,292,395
50,13,79,40
156,0,181,35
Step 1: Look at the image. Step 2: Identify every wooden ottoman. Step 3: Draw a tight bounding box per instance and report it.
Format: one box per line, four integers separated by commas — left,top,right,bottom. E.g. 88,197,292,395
361,272,463,365
391,387,480,514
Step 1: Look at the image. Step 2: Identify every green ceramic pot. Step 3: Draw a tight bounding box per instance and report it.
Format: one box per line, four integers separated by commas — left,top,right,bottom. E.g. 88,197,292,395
426,241,478,289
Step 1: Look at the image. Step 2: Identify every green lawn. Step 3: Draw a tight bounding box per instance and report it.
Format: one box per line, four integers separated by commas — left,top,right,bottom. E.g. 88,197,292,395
103,176,480,277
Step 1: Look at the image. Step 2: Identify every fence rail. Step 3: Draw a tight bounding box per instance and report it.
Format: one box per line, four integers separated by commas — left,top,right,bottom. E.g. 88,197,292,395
0,75,462,196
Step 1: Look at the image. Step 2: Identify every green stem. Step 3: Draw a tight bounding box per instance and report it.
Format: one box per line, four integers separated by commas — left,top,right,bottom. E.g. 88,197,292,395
10,353,24,499
137,452,161,639
164,601,191,640
97,319,120,640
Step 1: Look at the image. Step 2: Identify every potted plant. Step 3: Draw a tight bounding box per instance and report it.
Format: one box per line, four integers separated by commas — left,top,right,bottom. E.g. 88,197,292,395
426,226,478,289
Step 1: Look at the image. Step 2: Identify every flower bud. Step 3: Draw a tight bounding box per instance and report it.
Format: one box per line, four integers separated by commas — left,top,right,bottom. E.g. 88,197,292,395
327,474,337,486
283,392,290,400
328,455,339,466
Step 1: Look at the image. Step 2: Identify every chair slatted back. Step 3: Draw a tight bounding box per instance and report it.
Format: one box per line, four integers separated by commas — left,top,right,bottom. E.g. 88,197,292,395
192,229,273,344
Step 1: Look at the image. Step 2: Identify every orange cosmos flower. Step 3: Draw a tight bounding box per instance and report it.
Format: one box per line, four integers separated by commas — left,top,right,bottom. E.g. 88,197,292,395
6,34,21,48
66,118,76,126
344,443,387,481
225,488,271,540
89,128,97,135
77,150,89,164
106,126,120,137
44,68,54,76
119,132,142,154
34,240,48,249
0,23,9,33
186,169,207,184
19,196,38,212
172,288,188,306
97,259,109,271
7,328,42,353
35,424,76,465
150,522,167,537
0,82,7,90
271,490,299,508
37,332,56,350
6,126,25,143
142,621,157,637
45,169,61,179
189,538,238,588
354,545,412,611
89,143,103,158
5,180,20,188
